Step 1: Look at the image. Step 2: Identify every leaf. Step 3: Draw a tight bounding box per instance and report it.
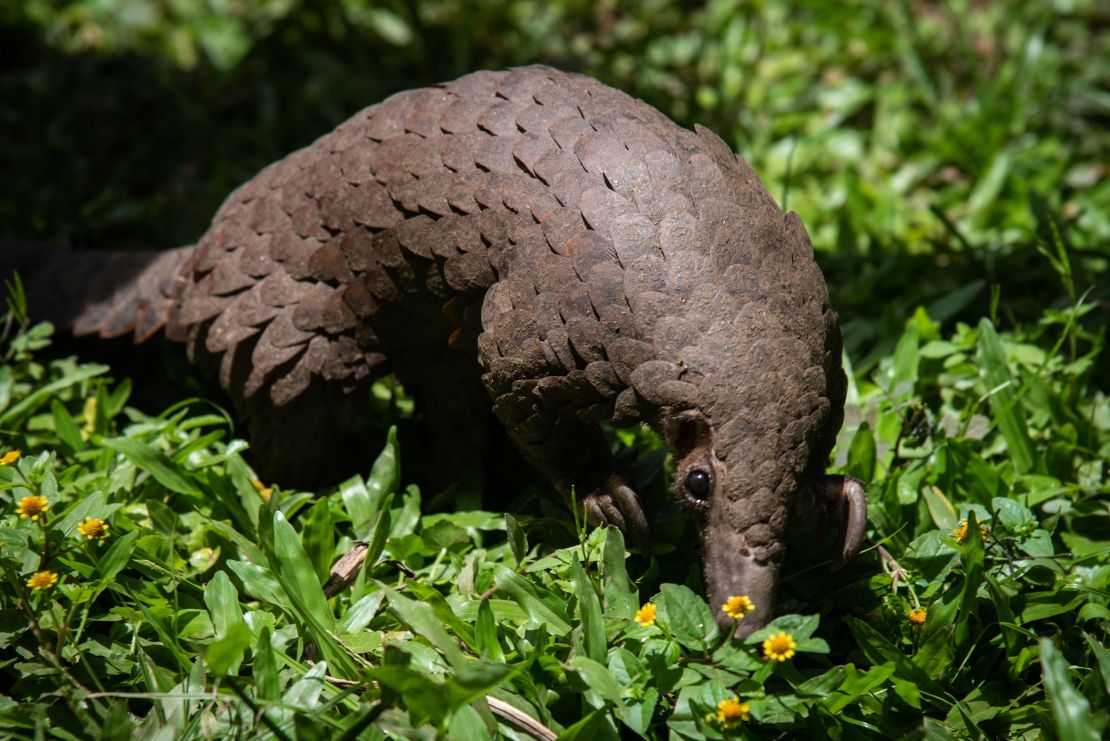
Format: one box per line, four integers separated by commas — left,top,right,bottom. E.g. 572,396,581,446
845,422,876,482
302,498,335,583
204,571,245,637
567,656,627,712
386,588,465,669
796,665,847,696
505,513,527,566
97,530,139,584
474,598,504,663
227,560,291,611
367,666,445,726
556,709,608,741
1082,634,1110,699
846,618,951,711
366,426,399,515
271,511,335,631
957,511,986,626
889,319,919,397
254,627,280,702
444,662,515,710
50,399,85,452
0,364,108,428
339,590,386,633
600,526,637,619
360,493,394,583
976,319,1037,474
339,473,373,535
206,621,251,676
657,584,718,651
1039,638,1100,741
100,436,202,498
283,661,329,712
825,663,893,713
492,565,572,635
922,484,959,531
571,555,607,662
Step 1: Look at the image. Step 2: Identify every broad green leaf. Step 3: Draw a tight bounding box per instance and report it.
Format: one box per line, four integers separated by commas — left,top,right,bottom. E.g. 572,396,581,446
97,529,139,584
567,656,626,712
50,399,84,452
100,436,202,498
386,588,465,669
339,473,373,534
204,571,244,634
302,498,335,583
367,666,445,726
825,663,896,713
492,565,572,635
445,662,515,710
205,621,250,675
846,618,951,711
271,511,335,631
1039,638,1100,741
254,627,280,702
601,526,637,619
556,709,608,741
571,555,606,663
976,319,1037,474
366,426,400,515
227,560,291,611
283,661,329,712
957,511,986,626
447,704,491,740
506,513,527,567
475,598,504,663
1082,634,1110,699
845,422,876,483
358,493,394,591
889,318,919,396
340,590,386,633
922,483,959,531
657,584,718,651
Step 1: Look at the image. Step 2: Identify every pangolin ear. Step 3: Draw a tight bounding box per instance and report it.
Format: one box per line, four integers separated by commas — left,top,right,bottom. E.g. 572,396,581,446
657,409,713,455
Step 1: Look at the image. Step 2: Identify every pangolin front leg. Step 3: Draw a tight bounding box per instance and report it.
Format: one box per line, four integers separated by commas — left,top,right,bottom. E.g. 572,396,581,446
488,385,650,550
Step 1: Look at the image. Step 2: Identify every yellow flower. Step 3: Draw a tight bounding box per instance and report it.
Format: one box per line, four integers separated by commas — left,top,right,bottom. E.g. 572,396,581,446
907,607,927,626
953,519,988,543
27,571,58,591
250,478,273,502
721,594,755,620
16,495,49,521
716,696,750,727
635,602,656,627
762,631,797,662
77,517,110,540
1,450,20,465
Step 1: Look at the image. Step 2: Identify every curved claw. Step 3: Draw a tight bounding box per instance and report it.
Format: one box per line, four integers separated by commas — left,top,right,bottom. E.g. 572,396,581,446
823,475,867,568
581,477,652,555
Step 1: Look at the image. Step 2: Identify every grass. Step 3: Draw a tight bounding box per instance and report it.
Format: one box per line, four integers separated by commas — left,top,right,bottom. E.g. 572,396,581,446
1,0,1108,738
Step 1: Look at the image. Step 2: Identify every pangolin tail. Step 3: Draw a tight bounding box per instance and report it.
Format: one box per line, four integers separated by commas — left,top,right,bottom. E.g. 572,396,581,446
1,241,192,344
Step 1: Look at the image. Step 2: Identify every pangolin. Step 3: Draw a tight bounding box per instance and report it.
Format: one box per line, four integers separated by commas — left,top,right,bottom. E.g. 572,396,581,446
5,66,865,635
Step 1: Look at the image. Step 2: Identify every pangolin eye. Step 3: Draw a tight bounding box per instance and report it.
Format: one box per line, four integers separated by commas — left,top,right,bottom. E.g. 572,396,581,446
684,469,711,502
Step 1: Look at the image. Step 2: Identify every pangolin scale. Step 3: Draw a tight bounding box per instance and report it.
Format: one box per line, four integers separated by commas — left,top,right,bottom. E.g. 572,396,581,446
6,65,866,634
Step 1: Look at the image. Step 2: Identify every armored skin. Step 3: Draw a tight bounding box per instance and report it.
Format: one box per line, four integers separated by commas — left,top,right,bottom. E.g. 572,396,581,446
8,66,865,635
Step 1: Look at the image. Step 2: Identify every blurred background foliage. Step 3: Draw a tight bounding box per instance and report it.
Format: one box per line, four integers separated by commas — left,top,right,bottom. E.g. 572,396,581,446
1,0,1107,378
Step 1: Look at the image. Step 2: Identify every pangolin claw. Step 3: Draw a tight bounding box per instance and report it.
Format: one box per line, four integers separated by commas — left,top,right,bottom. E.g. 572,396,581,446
583,478,651,555
823,475,867,567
